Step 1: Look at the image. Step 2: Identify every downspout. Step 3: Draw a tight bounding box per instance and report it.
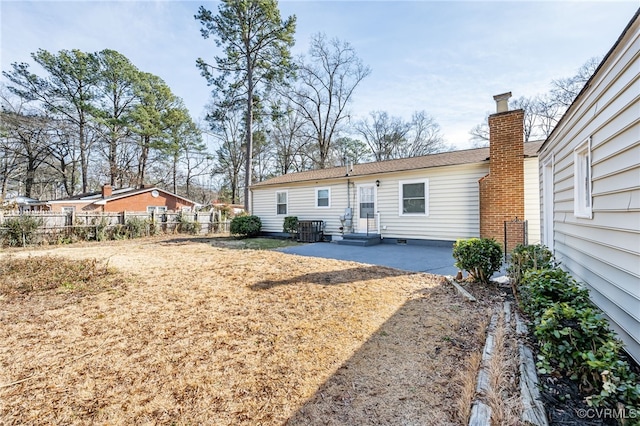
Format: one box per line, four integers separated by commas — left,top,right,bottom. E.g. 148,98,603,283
346,178,350,211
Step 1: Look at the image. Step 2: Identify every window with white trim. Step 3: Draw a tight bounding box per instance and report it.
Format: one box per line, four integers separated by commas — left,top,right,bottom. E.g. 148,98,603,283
574,139,592,218
147,206,167,214
315,188,330,208
399,179,429,215
276,191,288,215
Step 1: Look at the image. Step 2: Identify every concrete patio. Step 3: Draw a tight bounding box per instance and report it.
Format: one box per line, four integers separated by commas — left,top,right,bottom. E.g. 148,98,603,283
277,241,461,276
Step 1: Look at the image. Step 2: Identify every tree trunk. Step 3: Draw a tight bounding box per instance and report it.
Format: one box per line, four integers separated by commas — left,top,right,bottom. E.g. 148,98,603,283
0,153,8,200
79,117,89,193
139,135,149,188
172,153,178,194
244,64,253,213
25,158,36,198
109,134,117,186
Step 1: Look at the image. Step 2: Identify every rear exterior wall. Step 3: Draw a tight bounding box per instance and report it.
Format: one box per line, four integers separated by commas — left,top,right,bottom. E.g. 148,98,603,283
252,162,490,242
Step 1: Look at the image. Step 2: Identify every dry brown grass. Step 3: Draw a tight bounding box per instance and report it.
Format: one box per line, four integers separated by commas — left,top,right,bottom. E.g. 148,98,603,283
0,255,120,297
485,312,523,425
1,236,497,425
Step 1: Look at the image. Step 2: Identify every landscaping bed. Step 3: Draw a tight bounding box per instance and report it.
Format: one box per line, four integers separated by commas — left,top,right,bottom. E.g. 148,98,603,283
0,236,502,425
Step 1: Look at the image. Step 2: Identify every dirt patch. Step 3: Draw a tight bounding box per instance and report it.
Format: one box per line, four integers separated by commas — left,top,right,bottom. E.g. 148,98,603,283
1,236,499,425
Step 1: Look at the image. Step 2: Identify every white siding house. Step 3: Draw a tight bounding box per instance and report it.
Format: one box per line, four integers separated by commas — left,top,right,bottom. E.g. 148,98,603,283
525,157,541,245
538,10,640,363
251,141,542,244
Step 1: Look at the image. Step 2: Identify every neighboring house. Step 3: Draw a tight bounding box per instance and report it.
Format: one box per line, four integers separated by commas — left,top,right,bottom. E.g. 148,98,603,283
25,185,200,213
538,10,640,363
1,194,40,212
252,94,542,248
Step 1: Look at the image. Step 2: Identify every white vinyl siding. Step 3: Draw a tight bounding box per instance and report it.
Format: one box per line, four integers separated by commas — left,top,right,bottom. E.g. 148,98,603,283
524,157,541,244
253,183,347,235
538,19,640,363
252,162,492,242
376,165,487,240
316,188,330,208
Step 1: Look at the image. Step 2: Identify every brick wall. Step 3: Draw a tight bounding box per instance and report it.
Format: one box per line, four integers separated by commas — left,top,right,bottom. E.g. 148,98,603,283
479,108,525,251
104,192,192,212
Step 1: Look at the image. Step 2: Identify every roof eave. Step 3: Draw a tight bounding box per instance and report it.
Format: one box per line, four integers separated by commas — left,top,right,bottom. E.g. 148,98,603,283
251,158,492,189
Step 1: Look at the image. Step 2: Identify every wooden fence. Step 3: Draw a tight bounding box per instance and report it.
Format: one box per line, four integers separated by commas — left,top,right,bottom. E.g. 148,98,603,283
0,211,231,240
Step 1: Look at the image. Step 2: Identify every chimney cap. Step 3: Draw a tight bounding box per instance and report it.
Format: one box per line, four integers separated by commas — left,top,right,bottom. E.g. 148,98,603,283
493,92,512,113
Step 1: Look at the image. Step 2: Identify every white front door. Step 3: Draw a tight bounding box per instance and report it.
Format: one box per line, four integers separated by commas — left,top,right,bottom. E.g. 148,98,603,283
357,184,376,233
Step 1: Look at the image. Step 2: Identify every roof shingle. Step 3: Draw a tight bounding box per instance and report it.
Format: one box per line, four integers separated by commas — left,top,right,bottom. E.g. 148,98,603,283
252,141,543,187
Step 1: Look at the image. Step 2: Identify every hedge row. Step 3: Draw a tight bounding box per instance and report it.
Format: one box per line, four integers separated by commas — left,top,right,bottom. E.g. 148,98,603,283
509,245,640,420
0,213,201,247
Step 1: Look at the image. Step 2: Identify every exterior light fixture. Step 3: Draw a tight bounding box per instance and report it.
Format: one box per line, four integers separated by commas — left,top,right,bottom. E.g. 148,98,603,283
375,180,380,187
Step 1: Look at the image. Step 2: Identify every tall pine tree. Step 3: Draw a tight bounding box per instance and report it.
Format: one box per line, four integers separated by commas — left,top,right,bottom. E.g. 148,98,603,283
195,0,296,211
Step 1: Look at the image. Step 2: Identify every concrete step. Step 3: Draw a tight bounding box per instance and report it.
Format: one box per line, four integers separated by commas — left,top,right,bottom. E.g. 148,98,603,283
336,234,381,247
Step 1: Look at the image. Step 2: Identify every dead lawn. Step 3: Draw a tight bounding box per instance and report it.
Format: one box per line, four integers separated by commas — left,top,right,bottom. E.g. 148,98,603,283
0,236,499,425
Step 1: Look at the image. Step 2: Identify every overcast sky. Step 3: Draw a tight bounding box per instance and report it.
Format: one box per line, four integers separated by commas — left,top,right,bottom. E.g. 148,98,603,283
1,1,638,150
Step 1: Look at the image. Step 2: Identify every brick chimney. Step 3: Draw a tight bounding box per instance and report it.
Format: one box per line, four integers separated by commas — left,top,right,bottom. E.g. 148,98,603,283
102,184,113,198
479,92,525,252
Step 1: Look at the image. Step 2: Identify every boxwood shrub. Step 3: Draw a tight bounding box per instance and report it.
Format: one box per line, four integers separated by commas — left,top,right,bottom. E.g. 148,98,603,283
452,238,503,284
230,215,262,238
283,216,298,236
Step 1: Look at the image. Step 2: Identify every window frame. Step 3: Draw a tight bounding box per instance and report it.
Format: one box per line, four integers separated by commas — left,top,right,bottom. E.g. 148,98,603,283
275,190,288,216
398,179,429,216
147,206,167,214
315,187,331,209
573,138,593,219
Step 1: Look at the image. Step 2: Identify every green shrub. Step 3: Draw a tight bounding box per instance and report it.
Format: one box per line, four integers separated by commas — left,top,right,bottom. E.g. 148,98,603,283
535,302,640,411
283,216,298,237
517,265,640,414
111,224,128,240
518,268,592,319
507,244,556,287
1,215,43,247
230,215,262,238
69,225,91,242
92,216,110,241
147,218,160,236
125,216,148,239
177,212,201,235
452,238,503,283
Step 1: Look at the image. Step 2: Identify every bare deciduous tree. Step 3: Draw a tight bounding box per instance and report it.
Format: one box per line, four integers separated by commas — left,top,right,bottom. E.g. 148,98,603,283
291,33,371,168
405,110,448,156
355,110,447,160
551,56,601,107
355,111,409,161
270,100,309,174
468,57,602,145
206,95,246,205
